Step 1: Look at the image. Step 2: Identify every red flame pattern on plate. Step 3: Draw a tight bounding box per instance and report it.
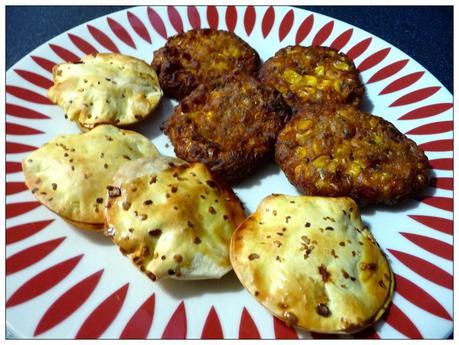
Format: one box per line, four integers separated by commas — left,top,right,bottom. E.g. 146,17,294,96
384,304,422,339
330,28,352,51
388,249,452,289
6,85,53,104
420,139,453,152
31,55,56,73
6,161,23,174
312,20,334,46
279,9,294,42
6,181,28,195
201,306,223,339
5,6,453,339
379,71,424,95
226,6,237,32
147,7,168,39
429,158,453,171
409,215,453,235
6,201,41,219
273,316,298,339
120,294,155,339
367,59,409,83
76,283,129,339
399,102,453,120
68,33,98,55
6,103,50,119
107,17,136,49
6,237,66,275
127,11,151,44
161,301,187,339
207,6,219,30
295,14,314,45
49,43,80,62
394,274,452,320
6,141,37,153
6,219,54,245
239,307,260,339
261,6,275,38
244,6,256,36
14,69,53,89
87,24,120,53
399,232,452,260
358,47,391,72
390,87,441,107
6,122,43,136
7,255,83,307
167,6,183,33
406,121,453,135
417,196,453,212
347,37,372,60
34,270,104,336
430,177,453,191
187,6,201,30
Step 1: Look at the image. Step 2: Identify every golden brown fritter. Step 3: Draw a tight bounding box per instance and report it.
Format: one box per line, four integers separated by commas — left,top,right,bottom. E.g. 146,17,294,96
275,104,430,206
259,46,364,111
164,73,291,183
152,29,260,100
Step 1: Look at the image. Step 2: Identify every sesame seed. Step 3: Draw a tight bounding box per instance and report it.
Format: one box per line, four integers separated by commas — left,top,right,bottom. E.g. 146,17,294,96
208,206,216,214
248,253,260,260
144,200,153,205
149,229,162,237
52,183,57,190
122,201,131,211
96,197,103,204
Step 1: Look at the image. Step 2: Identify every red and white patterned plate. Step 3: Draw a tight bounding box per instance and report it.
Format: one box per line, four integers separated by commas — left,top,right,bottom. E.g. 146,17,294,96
6,6,453,339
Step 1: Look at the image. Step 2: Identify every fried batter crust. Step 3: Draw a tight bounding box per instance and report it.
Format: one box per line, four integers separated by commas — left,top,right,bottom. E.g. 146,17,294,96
275,104,429,206
164,73,291,183
259,46,364,111
152,29,260,100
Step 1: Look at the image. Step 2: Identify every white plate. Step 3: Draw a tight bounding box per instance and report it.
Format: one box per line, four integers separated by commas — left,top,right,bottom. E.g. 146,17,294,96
6,5,453,339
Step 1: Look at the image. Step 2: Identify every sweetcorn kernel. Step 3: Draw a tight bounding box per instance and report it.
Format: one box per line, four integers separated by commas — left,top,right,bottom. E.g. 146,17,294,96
297,119,313,131
296,147,309,158
314,65,325,76
283,69,302,84
333,60,350,71
302,75,318,86
312,155,329,168
333,80,343,93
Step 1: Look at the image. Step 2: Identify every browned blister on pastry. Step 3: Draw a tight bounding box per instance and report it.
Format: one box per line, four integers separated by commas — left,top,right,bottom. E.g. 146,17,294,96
230,194,393,334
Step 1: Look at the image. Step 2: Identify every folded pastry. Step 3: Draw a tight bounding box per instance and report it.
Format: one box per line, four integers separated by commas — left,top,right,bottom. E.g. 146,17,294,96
105,157,246,281
230,194,393,333
22,125,160,230
48,53,162,129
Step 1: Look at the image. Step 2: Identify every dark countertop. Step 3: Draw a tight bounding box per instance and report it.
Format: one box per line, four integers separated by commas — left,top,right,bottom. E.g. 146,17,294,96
6,6,452,93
